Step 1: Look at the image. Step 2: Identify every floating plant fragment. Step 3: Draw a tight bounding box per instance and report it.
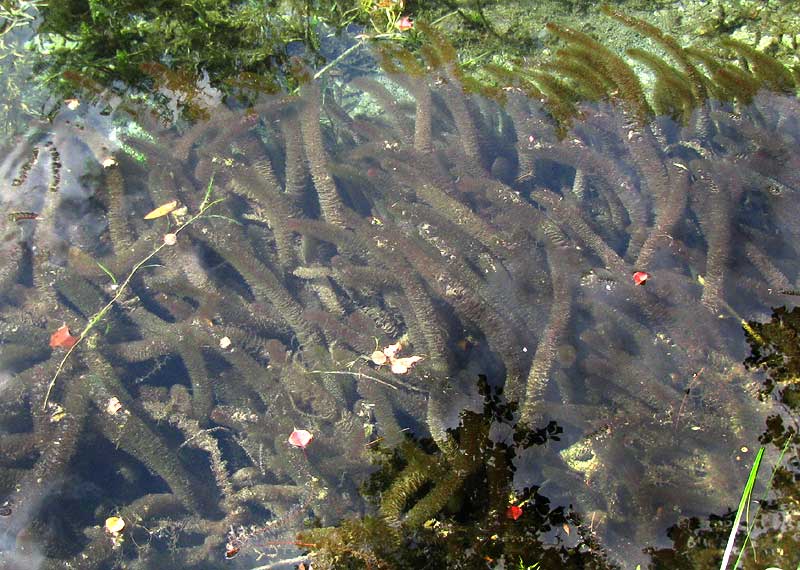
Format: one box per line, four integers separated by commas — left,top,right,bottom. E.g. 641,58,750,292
633,271,649,286
144,200,179,219
288,429,314,449
49,324,79,349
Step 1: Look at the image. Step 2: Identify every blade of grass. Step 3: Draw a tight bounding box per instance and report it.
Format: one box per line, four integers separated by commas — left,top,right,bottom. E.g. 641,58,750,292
732,436,795,568
95,261,117,285
720,446,765,570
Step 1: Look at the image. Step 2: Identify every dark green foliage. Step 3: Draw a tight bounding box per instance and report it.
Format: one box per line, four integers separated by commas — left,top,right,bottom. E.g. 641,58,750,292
745,306,800,403
476,9,800,131
299,378,616,570
34,0,375,98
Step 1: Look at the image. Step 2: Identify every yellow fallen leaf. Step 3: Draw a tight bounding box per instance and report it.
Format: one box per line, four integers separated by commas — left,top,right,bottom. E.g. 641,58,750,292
105,516,125,534
697,274,705,286
144,200,178,220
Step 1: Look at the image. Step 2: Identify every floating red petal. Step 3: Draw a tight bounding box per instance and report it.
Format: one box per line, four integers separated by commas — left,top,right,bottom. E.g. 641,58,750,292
633,271,649,286
506,505,523,520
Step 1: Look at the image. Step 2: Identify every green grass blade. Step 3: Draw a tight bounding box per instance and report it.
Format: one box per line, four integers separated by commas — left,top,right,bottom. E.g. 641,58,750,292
732,437,795,569
720,446,765,570
95,261,117,285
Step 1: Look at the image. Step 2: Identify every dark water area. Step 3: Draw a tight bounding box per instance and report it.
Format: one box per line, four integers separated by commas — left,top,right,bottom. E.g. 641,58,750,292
2,2,800,569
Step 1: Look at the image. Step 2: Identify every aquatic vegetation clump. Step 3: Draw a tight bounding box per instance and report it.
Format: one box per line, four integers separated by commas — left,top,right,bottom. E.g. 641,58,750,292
1,10,799,568
299,378,616,569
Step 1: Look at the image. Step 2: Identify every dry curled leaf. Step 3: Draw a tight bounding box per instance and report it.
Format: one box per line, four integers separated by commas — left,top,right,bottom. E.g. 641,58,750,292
49,324,79,349
371,339,422,374
144,200,178,220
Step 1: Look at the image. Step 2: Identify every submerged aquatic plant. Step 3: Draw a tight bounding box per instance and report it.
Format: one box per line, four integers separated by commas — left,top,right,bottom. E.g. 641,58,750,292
297,377,611,569
1,8,799,568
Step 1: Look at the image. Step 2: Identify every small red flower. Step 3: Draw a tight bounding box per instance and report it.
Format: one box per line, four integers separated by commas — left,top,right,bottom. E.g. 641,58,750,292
506,505,523,520
288,429,313,449
633,271,649,286
49,324,79,349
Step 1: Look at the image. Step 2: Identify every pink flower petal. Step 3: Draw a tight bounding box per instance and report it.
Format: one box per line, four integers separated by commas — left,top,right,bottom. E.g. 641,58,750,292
396,16,413,31
288,429,313,449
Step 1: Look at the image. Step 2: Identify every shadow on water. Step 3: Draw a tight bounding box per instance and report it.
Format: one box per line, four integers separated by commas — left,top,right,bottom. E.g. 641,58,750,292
1,3,800,570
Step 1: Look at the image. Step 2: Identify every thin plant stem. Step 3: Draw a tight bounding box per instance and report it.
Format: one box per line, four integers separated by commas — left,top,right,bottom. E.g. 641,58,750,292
310,31,407,85
312,39,366,82
42,177,222,410
309,369,426,393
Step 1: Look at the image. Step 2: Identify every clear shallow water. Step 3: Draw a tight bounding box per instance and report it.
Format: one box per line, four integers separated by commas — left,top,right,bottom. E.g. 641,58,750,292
1,4,800,570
